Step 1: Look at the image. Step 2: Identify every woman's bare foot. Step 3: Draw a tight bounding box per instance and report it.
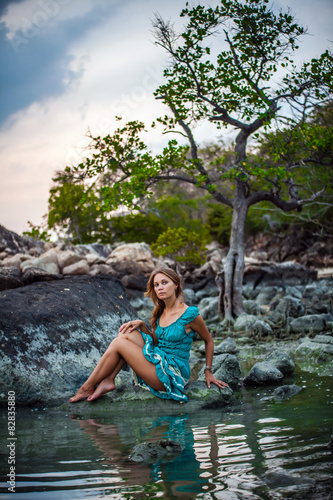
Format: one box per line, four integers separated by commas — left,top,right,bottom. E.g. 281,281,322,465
69,385,95,403
87,379,116,402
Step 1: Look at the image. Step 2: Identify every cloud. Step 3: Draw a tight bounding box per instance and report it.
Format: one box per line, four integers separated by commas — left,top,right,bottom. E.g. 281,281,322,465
1,0,106,40
0,0,186,233
0,0,332,235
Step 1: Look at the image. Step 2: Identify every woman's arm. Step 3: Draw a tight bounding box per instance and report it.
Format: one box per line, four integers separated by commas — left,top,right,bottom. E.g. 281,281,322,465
187,315,229,389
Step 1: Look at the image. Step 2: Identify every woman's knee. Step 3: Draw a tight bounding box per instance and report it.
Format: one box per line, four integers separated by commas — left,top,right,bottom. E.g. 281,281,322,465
112,336,127,349
109,336,122,350
118,329,143,344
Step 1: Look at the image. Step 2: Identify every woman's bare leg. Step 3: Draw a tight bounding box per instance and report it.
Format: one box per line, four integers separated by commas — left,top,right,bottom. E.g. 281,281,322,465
69,331,162,403
87,331,145,401
86,359,125,401
69,341,121,403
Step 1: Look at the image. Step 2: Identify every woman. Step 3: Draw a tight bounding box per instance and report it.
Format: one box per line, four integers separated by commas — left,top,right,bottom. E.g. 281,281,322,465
69,268,229,403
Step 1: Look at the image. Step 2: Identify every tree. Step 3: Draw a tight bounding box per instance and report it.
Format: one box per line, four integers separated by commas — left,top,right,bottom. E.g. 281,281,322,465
253,102,333,237
151,227,206,276
57,0,332,320
48,180,103,244
151,0,333,319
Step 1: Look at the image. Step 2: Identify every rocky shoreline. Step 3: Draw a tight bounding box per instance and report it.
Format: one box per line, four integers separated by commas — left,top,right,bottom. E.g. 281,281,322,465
0,224,332,409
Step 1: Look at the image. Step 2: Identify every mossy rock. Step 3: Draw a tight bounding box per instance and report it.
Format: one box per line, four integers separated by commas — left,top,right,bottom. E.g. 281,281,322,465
61,381,235,417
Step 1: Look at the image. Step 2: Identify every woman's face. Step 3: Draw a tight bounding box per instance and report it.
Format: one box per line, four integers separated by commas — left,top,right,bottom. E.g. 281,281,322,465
153,273,178,300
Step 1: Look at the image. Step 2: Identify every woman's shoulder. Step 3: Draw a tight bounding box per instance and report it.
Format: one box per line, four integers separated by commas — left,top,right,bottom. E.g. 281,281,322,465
181,305,200,323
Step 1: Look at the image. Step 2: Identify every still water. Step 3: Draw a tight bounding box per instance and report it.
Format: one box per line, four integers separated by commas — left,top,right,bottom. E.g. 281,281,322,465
0,369,332,500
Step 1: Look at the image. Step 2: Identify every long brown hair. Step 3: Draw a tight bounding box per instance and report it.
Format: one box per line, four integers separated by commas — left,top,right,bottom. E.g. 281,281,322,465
145,267,184,330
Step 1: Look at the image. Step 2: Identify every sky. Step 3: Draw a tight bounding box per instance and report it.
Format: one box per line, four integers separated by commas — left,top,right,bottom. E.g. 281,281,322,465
0,0,332,235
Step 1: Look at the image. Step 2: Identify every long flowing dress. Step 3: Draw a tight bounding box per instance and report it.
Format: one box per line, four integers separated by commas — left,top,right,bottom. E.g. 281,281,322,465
136,306,200,402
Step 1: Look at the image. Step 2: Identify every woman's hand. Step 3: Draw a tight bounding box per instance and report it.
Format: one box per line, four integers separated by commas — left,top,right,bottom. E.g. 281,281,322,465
118,320,143,336
205,370,229,390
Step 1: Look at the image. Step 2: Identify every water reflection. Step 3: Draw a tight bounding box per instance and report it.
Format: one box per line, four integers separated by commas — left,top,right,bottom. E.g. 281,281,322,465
0,369,331,499
71,417,152,488
71,413,210,497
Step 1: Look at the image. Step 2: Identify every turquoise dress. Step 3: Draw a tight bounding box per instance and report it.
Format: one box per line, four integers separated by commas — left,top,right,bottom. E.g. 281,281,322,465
136,306,200,402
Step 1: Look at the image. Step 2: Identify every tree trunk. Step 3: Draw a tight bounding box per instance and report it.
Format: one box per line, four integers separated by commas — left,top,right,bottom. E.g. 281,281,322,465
223,184,248,320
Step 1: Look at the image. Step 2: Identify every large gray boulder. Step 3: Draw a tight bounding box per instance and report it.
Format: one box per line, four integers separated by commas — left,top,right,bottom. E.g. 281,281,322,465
205,353,242,389
214,337,239,355
197,296,219,320
269,295,305,323
234,313,273,336
0,275,136,405
106,242,155,276
295,335,333,376
289,314,328,333
264,350,295,376
243,362,284,386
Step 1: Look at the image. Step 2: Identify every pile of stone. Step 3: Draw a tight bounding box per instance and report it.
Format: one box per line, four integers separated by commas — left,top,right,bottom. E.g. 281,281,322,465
131,260,333,336
0,224,332,337
0,239,155,279
0,223,228,294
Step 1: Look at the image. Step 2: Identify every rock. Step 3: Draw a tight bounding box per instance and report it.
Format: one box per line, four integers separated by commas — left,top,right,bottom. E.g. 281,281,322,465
209,353,242,389
243,262,317,298
62,259,90,275
234,313,273,336
243,362,284,385
89,264,117,276
21,259,59,274
106,243,155,276
60,380,235,416
0,224,45,255
129,296,153,321
263,261,317,286
0,275,136,405
271,384,302,400
243,299,267,316
307,295,331,314
0,267,22,291
121,274,148,291
183,287,198,305
129,439,183,463
269,295,305,322
21,267,63,286
312,334,333,344
196,282,219,300
76,243,112,258
20,249,60,274
255,286,282,305
58,250,83,270
295,337,333,376
197,296,219,320
289,314,327,333
264,350,295,375
192,260,218,279
303,279,333,314
38,248,59,265
214,337,239,355
1,252,31,270
85,252,105,265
